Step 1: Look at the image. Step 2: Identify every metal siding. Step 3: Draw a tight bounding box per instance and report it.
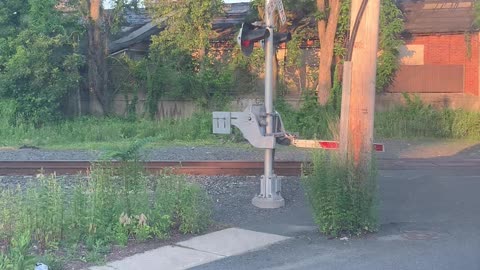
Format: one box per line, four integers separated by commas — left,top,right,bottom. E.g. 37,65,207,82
388,65,464,93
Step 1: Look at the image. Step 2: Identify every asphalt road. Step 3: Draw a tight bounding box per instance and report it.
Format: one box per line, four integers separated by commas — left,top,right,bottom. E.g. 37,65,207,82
194,166,480,270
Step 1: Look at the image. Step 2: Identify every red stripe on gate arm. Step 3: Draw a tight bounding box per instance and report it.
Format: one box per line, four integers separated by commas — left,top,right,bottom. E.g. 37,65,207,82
318,141,340,149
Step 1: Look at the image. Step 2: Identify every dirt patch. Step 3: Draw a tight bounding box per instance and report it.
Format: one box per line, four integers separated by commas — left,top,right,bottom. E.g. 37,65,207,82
397,140,479,159
378,139,480,159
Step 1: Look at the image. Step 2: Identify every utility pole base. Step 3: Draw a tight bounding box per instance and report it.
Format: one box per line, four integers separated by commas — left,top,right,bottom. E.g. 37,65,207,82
252,195,285,209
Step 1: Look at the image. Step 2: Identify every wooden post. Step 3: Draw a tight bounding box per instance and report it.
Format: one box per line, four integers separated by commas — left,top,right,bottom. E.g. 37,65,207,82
339,0,380,166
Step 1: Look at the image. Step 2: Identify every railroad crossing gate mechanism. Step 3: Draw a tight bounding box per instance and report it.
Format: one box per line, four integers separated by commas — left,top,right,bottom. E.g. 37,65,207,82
212,0,383,209
213,105,385,209
213,104,287,149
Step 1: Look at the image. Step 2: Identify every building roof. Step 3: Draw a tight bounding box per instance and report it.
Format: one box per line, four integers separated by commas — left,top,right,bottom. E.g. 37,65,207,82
109,3,250,54
399,0,476,34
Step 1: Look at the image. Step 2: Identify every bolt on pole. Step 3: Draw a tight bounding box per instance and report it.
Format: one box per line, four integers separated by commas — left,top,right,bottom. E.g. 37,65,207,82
252,0,285,209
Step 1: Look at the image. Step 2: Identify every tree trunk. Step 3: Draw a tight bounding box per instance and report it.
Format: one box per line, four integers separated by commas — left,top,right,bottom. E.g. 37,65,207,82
316,0,342,105
87,0,108,114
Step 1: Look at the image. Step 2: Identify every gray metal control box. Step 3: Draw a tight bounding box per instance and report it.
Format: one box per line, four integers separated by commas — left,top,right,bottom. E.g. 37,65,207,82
212,112,231,134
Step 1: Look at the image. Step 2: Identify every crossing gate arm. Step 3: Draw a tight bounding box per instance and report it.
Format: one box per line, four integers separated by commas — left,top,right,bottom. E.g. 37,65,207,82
290,138,385,152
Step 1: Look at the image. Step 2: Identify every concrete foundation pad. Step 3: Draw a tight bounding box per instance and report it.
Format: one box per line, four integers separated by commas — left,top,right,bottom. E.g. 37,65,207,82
252,196,285,209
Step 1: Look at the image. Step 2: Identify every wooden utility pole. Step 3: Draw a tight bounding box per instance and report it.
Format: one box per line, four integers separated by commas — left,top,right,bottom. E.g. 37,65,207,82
339,0,380,167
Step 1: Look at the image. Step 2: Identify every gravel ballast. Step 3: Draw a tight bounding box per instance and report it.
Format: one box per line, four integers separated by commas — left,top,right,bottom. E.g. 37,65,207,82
0,146,311,161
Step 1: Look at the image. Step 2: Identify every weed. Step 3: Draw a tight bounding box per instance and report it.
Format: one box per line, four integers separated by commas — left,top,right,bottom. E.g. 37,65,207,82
276,93,339,140
278,93,480,141
0,150,212,268
303,151,378,237
375,94,480,140
7,230,37,270
0,101,216,149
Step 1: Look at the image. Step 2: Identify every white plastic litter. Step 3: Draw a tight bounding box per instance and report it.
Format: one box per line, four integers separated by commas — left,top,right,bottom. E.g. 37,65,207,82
35,263,49,270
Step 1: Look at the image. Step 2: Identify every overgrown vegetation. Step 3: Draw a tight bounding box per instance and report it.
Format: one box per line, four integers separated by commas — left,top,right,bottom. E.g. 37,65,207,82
277,93,480,141
276,93,338,140
0,0,83,125
303,151,377,237
111,54,234,117
0,99,219,149
0,147,211,269
375,94,480,139
1,94,479,150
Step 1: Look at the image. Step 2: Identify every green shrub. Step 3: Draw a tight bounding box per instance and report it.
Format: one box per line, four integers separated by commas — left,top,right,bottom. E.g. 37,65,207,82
303,151,377,237
0,158,212,268
276,93,338,140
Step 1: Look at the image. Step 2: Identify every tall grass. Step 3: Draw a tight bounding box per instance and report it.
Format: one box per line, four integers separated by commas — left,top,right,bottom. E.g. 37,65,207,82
375,94,480,140
0,99,215,148
1,94,479,150
0,162,212,269
303,151,378,237
276,94,338,140
278,94,480,141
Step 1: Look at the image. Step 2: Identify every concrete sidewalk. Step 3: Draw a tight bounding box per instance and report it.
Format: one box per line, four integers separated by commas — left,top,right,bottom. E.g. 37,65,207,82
89,228,290,270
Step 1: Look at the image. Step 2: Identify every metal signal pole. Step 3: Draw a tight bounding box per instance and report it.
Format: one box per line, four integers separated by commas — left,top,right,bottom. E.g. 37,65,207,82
252,0,285,209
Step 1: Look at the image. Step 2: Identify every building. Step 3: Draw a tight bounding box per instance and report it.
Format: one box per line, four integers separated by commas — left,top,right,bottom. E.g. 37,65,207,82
107,1,480,114
381,0,480,110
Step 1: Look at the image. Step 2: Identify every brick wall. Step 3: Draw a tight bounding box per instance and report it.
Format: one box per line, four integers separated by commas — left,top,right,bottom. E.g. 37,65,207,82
406,33,479,96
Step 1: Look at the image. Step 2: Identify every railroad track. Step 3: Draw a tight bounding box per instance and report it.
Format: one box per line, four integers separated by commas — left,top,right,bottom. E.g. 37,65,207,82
0,159,479,176
0,160,304,176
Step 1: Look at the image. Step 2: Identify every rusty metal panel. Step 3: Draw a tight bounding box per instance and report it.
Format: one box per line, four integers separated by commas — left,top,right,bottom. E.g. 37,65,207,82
388,65,464,93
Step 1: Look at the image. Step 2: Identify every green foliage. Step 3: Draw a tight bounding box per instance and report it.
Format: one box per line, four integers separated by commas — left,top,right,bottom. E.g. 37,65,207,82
375,94,480,139
303,151,377,237
0,99,216,148
376,0,404,92
286,33,304,68
278,93,480,141
189,58,234,110
111,52,234,117
276,92,338,139
146,0,223,54
2,230,37,270
334,0,352,57
475,0,480,27
0,0,83,125
0,158,212,268
333,0,404,91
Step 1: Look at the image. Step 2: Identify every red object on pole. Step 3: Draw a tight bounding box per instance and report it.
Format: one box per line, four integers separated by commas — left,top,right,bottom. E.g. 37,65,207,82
241,40,251,47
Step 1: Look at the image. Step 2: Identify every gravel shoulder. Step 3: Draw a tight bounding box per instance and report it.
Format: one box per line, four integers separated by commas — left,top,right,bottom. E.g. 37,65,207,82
0,139,478,161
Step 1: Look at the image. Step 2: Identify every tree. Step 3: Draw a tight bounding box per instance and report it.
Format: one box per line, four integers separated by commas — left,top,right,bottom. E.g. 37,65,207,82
284,0,402,103
86,0,109,114
316,0,342,105
250,0,340,104
145,0,223,59
66,0,135,115
0,0,83,125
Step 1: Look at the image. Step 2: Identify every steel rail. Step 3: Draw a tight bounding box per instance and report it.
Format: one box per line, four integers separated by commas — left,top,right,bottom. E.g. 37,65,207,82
0,160,303,176
0,159,478,176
